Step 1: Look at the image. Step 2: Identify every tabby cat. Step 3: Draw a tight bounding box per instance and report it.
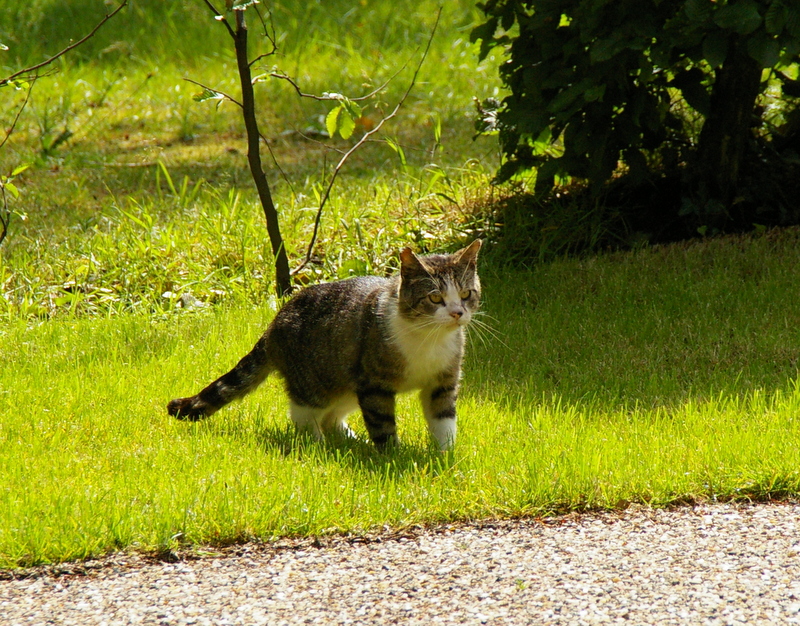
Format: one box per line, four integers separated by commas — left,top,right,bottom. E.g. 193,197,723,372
167,240,482,450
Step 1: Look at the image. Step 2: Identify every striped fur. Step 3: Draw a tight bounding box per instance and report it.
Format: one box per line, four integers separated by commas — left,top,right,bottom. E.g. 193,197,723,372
167,240,482,450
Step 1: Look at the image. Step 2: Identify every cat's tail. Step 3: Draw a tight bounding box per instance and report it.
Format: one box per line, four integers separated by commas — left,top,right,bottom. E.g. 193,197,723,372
167,333,275,421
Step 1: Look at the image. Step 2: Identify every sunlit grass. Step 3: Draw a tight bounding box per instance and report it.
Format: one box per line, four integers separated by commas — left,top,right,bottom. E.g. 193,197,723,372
3,229,800,567
3,1,800,571
1,0,502,319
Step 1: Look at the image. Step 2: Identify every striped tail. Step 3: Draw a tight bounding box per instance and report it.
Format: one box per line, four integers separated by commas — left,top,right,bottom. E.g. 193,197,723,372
167,334,273,421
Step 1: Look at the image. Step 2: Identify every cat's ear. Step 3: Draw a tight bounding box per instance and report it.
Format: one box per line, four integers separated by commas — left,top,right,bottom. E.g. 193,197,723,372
455,239,482,265
400,247,427,274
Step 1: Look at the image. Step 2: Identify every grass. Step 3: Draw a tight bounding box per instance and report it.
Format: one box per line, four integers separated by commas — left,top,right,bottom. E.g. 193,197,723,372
3,228,800,568
2,1,800,570
1,0,502,318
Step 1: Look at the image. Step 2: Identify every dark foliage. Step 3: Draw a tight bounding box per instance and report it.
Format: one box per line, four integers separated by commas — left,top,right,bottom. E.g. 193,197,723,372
473,0,800,256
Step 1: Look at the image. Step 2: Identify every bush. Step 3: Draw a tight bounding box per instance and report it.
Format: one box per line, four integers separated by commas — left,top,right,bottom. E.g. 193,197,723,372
473,0,800,240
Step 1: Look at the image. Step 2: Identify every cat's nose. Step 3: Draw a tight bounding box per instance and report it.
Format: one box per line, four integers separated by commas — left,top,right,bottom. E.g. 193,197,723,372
449,309,463,320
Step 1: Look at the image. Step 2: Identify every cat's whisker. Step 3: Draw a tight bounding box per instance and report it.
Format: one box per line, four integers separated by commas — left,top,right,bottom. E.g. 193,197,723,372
468,317,507,349
387,321,443,347
474,310,501,325
475,324,510,350
464,319,491,348
470,315,503,337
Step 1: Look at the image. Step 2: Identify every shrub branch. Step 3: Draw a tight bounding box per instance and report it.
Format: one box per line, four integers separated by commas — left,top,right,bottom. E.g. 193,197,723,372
0,1,128,88
292,7,442,275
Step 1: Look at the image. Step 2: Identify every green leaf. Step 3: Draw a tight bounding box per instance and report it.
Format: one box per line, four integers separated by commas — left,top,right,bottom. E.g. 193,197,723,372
4,181,19,198
765,0,788,35
342,100,362,122
547,78,594,114
325,106,341,138
748,32,781,67
686,0,712,23
703,31,729,68
11,164,30,177
325,100,360,140
584,84,606,102
338,109,356,140
785,4,800,38
533,159,560,195
590,34,626,64
192,88,224,103
385,138,407,167
714,1,763,36
671,68,711,117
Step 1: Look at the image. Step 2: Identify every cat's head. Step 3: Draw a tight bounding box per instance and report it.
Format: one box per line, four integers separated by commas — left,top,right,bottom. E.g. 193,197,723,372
397,240,482,328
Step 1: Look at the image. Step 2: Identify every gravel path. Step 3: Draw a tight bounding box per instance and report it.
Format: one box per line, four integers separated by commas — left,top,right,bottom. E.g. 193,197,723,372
3,502,800,625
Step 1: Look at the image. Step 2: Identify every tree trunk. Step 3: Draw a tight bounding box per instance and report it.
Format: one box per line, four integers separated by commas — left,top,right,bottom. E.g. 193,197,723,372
233,11,292,297
695,37,763,216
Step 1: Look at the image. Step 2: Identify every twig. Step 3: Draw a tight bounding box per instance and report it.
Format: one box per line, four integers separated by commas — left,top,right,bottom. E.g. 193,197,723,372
260,132,299,200
269,67,405,102
68,72,153,146
248,2,278,66
0,1,128,88
201,0,235,39
292,6,442,275
0,186,8,248
182,77,243,108
286,128,347,154
249,51,277,67
0,78,35,151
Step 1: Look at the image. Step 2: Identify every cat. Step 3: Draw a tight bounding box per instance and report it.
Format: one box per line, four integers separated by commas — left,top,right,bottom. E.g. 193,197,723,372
167,240,482,450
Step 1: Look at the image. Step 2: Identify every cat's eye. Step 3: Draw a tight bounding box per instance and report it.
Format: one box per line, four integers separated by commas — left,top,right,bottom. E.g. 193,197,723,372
459,289,472,300
428,293,444,304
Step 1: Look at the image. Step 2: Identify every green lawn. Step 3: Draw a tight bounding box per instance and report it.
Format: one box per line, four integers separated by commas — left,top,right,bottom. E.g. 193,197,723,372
2,1,800,569
3,229,800,568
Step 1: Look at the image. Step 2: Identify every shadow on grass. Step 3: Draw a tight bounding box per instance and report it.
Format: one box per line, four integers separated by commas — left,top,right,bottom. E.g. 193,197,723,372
464,231,800,418
258,424,455,473
199,418,458,477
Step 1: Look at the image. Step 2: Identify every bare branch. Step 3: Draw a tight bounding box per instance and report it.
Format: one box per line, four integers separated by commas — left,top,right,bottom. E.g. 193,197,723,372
183,77,243,108
283,127,347,154
259,132,298,200
0,1,129,88
0,79,35,151
201,0,236,39
0,186,8,248
231,6,292,295
249,2,278,65
248,51,277,67
268,68,404,103
292,7,442,275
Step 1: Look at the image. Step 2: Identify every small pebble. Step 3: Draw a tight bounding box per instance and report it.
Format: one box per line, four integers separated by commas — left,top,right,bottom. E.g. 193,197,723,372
2,502,800,625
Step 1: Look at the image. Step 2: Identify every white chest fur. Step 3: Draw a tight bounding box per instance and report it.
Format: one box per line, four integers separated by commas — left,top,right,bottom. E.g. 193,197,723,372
389,316,463,392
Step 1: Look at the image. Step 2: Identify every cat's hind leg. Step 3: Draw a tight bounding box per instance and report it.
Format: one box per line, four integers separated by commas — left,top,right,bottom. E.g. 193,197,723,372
289,402,326,440
320,393,360,439
291,395,359,441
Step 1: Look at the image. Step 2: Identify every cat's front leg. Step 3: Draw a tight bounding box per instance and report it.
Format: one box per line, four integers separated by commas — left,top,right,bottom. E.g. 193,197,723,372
421,377,459,451
357,385,398,449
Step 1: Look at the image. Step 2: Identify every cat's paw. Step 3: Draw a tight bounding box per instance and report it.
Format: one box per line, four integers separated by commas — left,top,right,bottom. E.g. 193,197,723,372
167,397,207,421
372,432,399,452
